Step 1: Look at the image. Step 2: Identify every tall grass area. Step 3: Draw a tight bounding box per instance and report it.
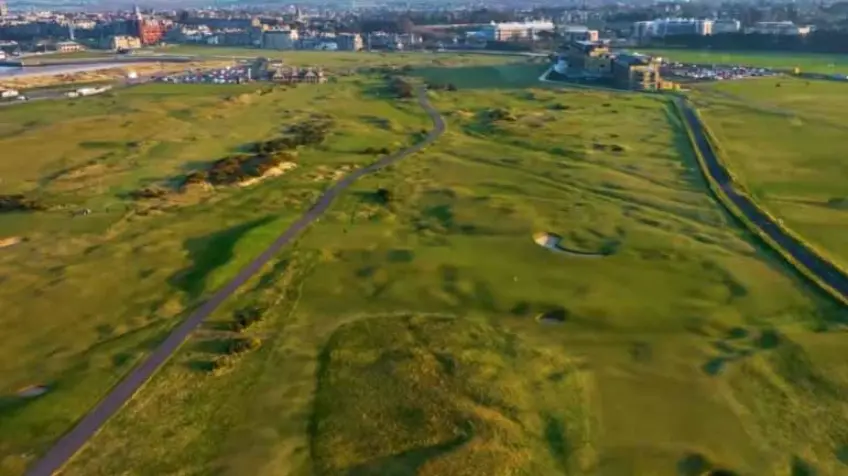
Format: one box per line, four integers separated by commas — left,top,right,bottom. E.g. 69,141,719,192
58,65,846,476
0,70,447,474
691,77,848,273
636,48,848,74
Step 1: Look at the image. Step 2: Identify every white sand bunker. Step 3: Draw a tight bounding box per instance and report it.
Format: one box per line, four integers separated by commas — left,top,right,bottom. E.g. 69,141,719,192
237,162,297,188
0,236,23,249
533,232,613,257
17,385,48,398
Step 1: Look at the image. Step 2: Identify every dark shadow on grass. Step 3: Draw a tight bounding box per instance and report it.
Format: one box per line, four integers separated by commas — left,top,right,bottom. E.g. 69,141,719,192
702,357,728,376
544,414,571,472
677,452,712,476
168,216,275,299
792,456,818,476
345,431,470,476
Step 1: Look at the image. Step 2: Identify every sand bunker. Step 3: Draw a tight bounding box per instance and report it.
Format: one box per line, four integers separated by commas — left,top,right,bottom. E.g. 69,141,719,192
533,232,612,257
17,385,48,398
237,162,297,188
0,236,22,249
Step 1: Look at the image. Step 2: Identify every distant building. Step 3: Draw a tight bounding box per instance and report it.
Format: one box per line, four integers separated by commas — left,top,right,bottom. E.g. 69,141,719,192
0,1,7,17
631,21,655,40
747,21,811,36
654,18,713,37
558,25,599,43
336,33,362,51
54,41,83,53
269,65,326,83
633,19,713,39
563,40,612,77
612,53,662,91
132,4,165,45
558,40,673,91
262,29,299,50
712,20,741,34
478,20,555,41
106,35,142,50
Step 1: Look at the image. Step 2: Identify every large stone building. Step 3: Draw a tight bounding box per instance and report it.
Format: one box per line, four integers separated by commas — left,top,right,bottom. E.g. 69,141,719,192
478,21,555,41
105,35,142,50
558,25,599,43
747,21,811,36
131,5,165,45
563,40,612,77
336,33,362,51
611,53,662,91
262,29,299,50
559,40,673,91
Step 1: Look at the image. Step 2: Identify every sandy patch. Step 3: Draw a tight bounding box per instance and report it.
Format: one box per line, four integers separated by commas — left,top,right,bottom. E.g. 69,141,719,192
0,60,232,90
308,164,353,182
17,385,48,398
237,162,298,187
0,236,23,249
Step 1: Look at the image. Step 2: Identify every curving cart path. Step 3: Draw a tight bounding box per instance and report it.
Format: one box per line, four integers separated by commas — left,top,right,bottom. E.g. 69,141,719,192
677,98,848,303
25,87,446,476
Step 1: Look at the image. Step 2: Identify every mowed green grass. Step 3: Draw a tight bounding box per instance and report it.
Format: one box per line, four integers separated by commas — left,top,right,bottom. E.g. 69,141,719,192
636,48,848,74
57,64,847,476
151,44,526,70
0,67,455,474
691,77,848,272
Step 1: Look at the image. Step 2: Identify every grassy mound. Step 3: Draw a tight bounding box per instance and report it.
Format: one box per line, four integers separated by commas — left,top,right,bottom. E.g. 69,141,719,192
311,315,596,476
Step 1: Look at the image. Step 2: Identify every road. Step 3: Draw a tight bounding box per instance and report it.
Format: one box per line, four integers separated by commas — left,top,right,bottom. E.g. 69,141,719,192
0,76,157,108
24,87,445,476
677,98,848,302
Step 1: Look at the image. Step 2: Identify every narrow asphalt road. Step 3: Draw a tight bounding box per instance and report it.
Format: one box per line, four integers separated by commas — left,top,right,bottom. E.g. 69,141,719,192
25,87,445,476
677,98,848,302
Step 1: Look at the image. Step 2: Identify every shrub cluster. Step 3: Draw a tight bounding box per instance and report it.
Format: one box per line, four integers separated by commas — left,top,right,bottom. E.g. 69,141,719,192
389,77,414,98
426,82,458,91
253,119,333,154
487,108,517,122
0,194,46,213
130,186,168,200
206,152,293,185
183,118,331,187
231,307,265,332
211,336,262,374
361,146,391,155
375,188,392,205
184,170,208,185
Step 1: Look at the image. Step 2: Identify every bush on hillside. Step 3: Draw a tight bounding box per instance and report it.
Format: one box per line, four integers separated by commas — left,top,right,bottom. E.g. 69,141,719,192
130,186,168,200
390,77,414,98
231,307,265,332
487,108,517,122
0,194,46,213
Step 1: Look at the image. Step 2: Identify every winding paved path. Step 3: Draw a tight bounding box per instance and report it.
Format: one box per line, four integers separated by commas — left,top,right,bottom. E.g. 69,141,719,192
677,98,848,303
25,88,445,476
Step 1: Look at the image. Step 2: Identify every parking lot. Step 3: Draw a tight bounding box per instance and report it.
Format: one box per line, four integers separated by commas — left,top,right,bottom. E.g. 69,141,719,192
661,62,780,81
155,64,254,84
